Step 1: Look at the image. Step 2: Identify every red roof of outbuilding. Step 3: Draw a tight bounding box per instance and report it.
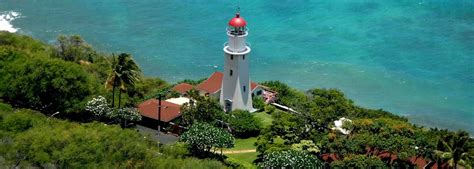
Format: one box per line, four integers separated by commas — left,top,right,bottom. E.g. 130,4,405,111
172,83,194,94
251,82,259,91
196,72,223,94
229,13,247,27
196,72,260,94
137,99,181,122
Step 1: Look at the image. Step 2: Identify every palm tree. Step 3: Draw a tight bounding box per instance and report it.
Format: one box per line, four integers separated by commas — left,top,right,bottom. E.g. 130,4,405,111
434,131,473,169
105,53,141,108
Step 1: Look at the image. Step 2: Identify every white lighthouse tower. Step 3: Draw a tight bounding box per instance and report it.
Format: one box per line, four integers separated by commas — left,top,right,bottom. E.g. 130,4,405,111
220,12,253,112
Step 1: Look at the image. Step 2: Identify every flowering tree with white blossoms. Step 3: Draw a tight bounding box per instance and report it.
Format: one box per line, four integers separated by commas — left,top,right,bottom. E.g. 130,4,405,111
180,123,234,156
259,150,323,168
85,96,141,123
85,96,111,117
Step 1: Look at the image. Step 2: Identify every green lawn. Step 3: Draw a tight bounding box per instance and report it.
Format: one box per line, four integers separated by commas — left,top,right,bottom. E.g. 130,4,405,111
227,137,258,150
253,112,273,128
226,152,258,168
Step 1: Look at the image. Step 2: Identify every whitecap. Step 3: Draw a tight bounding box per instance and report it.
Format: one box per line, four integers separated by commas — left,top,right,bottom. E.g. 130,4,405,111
0,11,22,33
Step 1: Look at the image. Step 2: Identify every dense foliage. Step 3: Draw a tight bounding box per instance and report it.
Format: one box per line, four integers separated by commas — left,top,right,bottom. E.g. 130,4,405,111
0,103,227,168
54,35,96,62
0,32,166,117
85,96,141,124
0,52,96,114
180,90,225,126
257,81,474,168
226,110,262,138
330,155,386,168
180,123,234,157
259,150,323,168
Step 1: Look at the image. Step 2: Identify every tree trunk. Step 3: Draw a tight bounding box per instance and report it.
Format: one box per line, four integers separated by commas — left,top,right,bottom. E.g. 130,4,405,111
112,86,116,107
118,90,122,109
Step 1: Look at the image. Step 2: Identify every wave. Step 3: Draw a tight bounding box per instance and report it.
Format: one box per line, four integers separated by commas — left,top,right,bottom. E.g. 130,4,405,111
0,11,22,33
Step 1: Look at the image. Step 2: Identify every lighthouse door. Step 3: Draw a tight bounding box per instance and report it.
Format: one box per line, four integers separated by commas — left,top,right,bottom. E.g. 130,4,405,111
224,99,233,112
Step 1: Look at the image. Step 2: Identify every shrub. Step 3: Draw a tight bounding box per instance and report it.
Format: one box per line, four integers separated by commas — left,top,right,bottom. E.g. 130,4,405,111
252,96,265,111
0,56,97,114
227,110,262,138
259,150,323,168
85,96,141,122
330,155,386,168
180,123,234,156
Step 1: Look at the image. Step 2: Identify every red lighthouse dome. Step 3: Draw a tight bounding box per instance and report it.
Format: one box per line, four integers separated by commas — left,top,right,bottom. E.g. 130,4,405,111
228,13,247,27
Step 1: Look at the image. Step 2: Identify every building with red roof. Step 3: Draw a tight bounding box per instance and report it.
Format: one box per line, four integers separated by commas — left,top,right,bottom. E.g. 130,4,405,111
138,99,182,123
195,71,264,100
172,83,194,95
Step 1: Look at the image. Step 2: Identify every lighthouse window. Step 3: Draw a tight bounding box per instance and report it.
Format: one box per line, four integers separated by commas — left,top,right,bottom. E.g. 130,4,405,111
230,55,233,60
230,70,233,76
243,55,245,60
243,86,246,92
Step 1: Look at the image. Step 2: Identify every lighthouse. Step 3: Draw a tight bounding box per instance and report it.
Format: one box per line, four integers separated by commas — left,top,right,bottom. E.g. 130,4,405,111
220,12,253,112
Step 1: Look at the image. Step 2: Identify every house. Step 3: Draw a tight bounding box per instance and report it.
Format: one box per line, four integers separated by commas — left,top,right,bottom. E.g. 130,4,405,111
137,99,182,129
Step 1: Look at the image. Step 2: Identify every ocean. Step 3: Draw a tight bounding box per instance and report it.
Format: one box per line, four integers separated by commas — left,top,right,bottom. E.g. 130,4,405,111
1,0,473,133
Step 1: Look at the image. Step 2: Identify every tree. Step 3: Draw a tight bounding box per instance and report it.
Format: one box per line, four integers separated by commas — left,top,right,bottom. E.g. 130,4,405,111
85,96,141,124
330,155,386,168
435,131,473,168
180,90,224,126
54,35,96,62
291,140,320,154
105,53,141,108
252,96,265,111
180,123,234,157
259,150,323,168
0,56,96,114
226,110,261,138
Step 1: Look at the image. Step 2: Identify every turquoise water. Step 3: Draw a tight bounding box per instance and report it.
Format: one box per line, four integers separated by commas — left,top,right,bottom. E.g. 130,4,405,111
1,0,473,133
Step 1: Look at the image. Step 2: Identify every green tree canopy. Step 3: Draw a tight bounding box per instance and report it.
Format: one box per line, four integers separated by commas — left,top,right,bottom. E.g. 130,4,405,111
54,35,96,62
259,150,323,168
0,55,97,114
180,123,234,156
226,110,262,138
180,90,225,126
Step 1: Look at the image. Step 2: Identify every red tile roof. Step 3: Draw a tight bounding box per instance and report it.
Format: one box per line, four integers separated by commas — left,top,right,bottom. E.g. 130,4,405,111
196,72,260,94
251,82,259,91
137,99,181,122
172,83,194,94
196,72,223,94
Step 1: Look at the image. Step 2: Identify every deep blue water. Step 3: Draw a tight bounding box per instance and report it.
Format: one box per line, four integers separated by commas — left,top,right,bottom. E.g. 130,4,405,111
1,0,473,133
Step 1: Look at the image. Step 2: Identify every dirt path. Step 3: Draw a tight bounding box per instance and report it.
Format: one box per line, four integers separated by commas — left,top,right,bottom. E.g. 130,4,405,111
222,149,256,154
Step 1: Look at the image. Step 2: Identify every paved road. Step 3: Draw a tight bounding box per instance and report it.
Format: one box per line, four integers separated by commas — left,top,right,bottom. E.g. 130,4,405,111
135,125,179,144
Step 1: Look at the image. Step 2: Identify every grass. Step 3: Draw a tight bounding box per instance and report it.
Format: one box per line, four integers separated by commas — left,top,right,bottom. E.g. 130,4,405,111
227,137,258,150
226,152,259,168
253,112,273,128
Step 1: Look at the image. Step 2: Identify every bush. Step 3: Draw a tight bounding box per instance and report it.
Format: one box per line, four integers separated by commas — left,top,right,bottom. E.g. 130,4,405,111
0,108,228,168
259,150,323,168
0,102,12,112
0,56,97,114
180,123,234,156
0,109,44,134
227,110,262,138
330,155,386,168
252,97,265,111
